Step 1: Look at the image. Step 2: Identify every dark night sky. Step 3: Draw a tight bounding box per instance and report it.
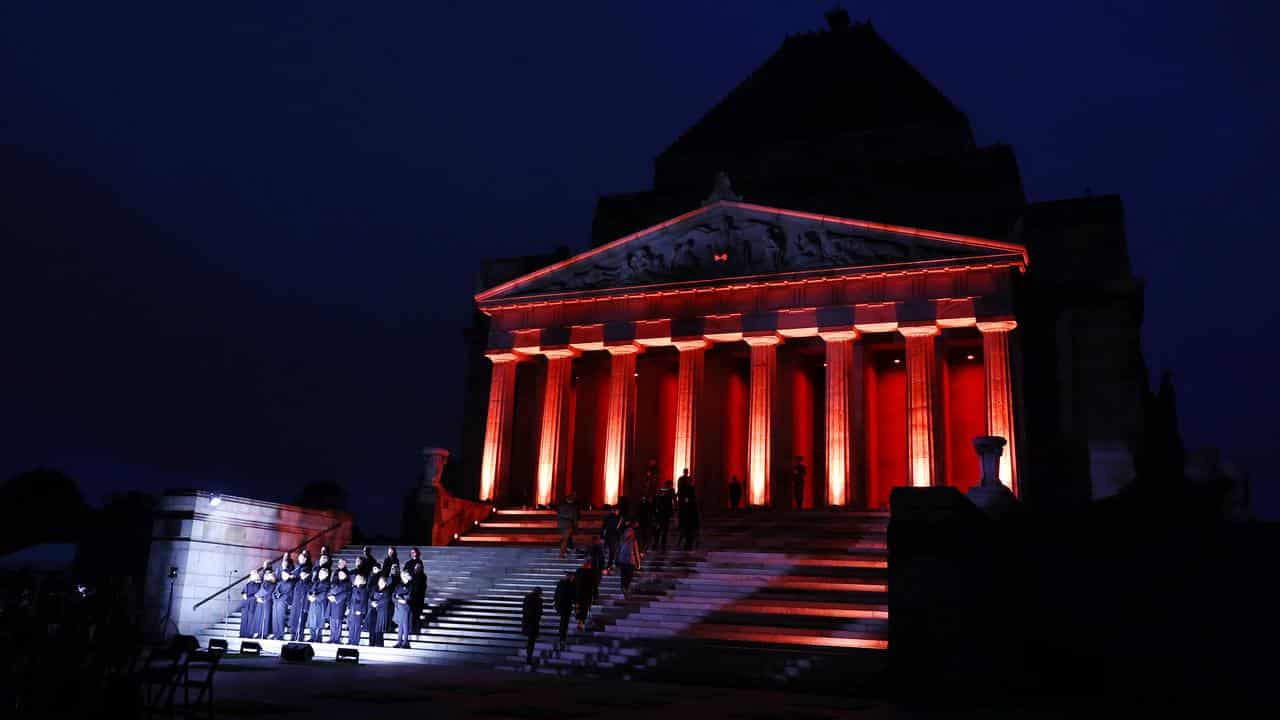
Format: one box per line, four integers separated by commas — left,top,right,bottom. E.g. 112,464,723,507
3,2,1277,533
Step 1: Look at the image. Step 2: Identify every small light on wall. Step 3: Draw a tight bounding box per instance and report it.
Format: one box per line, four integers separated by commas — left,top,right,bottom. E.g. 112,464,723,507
634,372,638,377
209,493,223,507
453,533,459,540
966,354,975,361
823,362,828,367
893,358,902,365
473,519,479,525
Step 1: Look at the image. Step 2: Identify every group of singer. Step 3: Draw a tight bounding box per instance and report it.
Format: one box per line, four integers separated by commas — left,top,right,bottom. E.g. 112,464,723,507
238,545,426,649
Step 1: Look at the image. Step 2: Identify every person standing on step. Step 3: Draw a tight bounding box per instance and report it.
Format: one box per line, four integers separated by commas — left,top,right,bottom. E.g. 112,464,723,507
574,561,595,631
316,546,331,577
642,458,659,501
327,567,351,644
792,456,807,510
617,523,641,598
601,506,622,573
356,546,377,578
290,564,312,640
347,573,370,645
254,569,276,639
556,492,579,559
383,547,399,576
408,554,428,634
521,587,543,665
239,570,261,639
306,567,330,641
729,475,742,511
272,560,296,640
393,570,413,648
553,571,575,646
587,536,606,603
367,574,390,647
653,481,675,552
676,468,694,510
679,484,701,550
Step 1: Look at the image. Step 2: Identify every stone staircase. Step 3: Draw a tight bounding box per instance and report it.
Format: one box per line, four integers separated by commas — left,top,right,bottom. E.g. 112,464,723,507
196,509,889,689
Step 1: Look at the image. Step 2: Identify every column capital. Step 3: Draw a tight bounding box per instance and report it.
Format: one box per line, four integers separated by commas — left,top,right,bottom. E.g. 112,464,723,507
897,324,940,338
485,350,525,364
604,343,642,356
743,334,782,347
976,319,1018,333
818,329,858,342
540,348,580,360
672,339,709,352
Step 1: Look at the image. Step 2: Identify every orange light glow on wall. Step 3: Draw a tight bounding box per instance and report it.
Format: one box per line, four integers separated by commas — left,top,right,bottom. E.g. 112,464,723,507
602,346,639,506
745,336,779,505
479,354,520,502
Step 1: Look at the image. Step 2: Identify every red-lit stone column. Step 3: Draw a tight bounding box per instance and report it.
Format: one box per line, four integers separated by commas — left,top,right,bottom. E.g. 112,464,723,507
479,352,520,502
535,350,577,506
745,336,780,506
602,345,640,507
900,326,940,488
820,330,857,506
978,320,1019,494
672,340,706,484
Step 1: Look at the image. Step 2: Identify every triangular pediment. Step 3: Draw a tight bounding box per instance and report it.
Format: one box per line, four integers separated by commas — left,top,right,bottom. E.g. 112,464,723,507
477,201,1025,304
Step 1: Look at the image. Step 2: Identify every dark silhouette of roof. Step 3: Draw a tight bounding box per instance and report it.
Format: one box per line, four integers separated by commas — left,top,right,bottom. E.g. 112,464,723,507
659,19,972,161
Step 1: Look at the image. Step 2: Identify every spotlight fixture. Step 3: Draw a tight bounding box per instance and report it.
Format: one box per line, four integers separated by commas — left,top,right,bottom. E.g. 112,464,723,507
209,493,222,507
240,641,262,656
966,354,975,361
893,358,901,365
336,647,360,664
208,638,228,653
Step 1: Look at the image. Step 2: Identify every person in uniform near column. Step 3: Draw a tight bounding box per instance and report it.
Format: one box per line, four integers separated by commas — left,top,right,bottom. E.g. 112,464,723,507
347,573,370,645
254,568,276,639
676,468,693,506
729,475,743,511
272,559,296,640
326,567,351,644
679,484,701,550
653,481,675,552
553,571,575,646
238,570,261,639
521,587,543,665
792,456,807,510
306,567,330,642
367,574,390,647
393,570,413,648
556,493,579,559
290,564,312,640
409,556,427,634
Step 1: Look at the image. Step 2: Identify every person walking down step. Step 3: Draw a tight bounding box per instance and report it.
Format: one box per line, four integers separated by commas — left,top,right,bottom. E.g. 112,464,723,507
554,571,575,646
653,481,675,552
679,484,701,551
587,536,605,603
602,506,622,573
557,493,579,559
522,587,543,665
574,561,595,631
793,455,807,510
729,475,742,511
617,523,641,598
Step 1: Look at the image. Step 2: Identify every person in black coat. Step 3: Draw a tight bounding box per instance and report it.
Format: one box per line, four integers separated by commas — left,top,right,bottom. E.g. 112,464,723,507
296,549,313,576
272,563,296,640
327,568,351,644
587,537,605,603
728,475,742,510
289,566,312,640
306,568,330,641
653,482,675,552
601,507,622,571
553,572,575,645
366,575,391,647
679,486,701,550
239,570,261,638
405,549,426,632
254,569,276,639
316,547,332,577
522,587,543,665
574,562,595,631
636,496,654,556
393,570,413,648
355,546,376,578
382,547,400,576
347,573,370,645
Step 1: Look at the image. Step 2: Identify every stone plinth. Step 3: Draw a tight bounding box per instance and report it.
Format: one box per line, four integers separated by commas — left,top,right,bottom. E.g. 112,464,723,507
143,490,351,639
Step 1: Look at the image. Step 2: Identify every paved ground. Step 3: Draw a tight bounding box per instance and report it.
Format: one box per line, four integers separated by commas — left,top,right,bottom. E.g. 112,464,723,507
210,655,1104,719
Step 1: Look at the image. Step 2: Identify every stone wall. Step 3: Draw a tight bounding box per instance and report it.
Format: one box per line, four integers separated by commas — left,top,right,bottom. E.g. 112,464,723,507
142,490,351,638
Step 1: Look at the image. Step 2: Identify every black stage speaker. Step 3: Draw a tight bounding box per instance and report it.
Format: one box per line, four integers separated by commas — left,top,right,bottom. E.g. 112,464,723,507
170,634,199,653
239,641,262,655
207,638,228,652
335,648,360,664
280,642,315,662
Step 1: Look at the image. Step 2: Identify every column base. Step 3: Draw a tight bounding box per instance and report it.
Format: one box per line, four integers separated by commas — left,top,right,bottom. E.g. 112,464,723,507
966,483,1019,519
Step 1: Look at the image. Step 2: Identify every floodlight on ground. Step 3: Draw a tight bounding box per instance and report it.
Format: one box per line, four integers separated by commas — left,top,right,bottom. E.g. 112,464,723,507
209,493,222,506
208,638,228,652
239,641,261,655
336,648,360,664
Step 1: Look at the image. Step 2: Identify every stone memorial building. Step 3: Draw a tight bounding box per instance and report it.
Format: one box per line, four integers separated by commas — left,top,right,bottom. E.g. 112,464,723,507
457,11,1156,512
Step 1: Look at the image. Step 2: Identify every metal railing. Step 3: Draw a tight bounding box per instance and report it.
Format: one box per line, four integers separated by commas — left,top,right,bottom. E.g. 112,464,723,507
191,518,349,611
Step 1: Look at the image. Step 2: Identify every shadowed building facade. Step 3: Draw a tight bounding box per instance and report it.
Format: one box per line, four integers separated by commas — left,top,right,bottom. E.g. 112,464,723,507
456,11,1155,510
